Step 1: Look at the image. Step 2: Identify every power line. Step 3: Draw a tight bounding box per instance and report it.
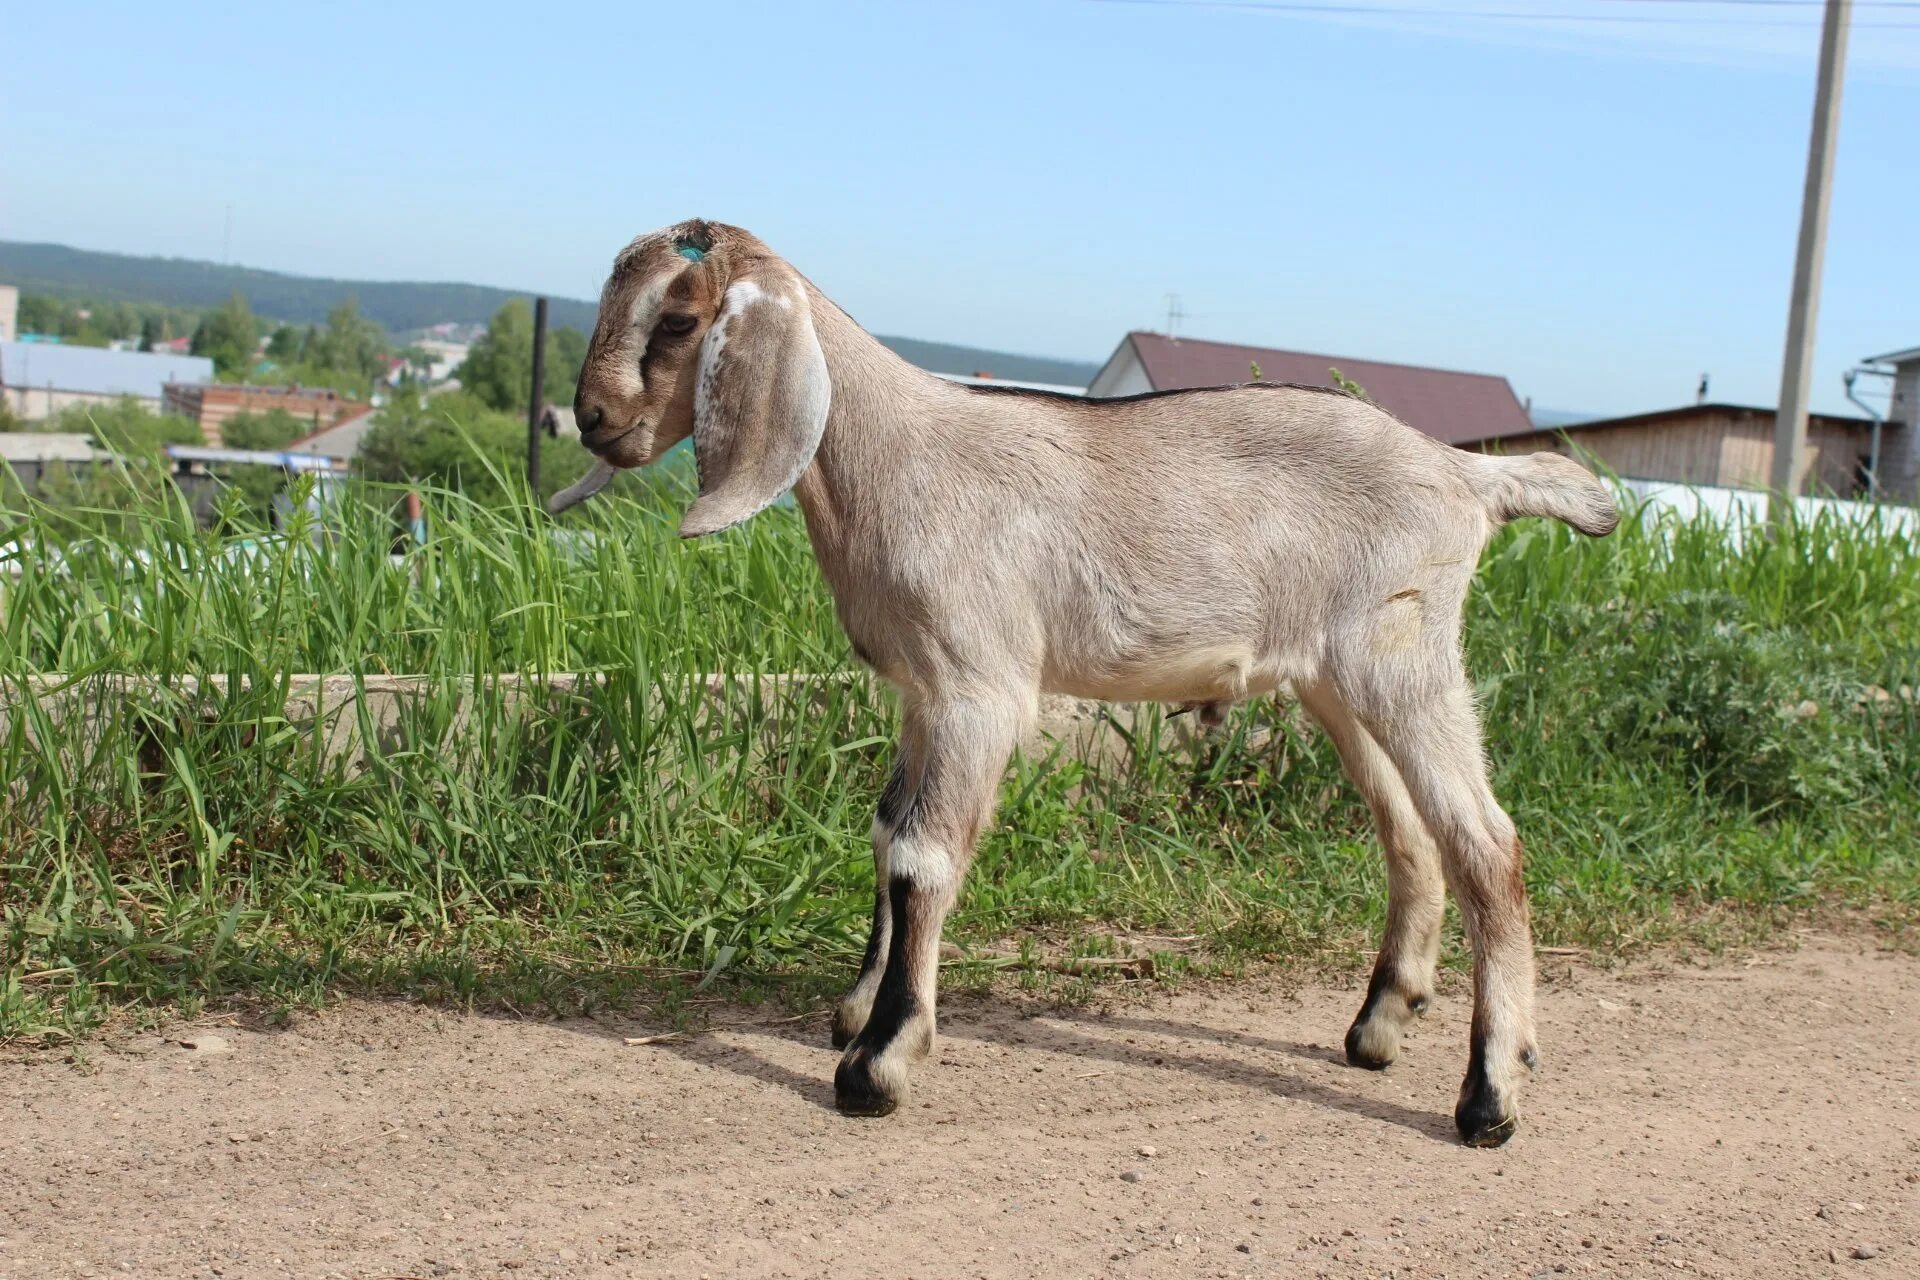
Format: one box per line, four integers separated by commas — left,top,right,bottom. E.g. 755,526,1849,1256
1094,0,1920,26
1466,0,1919,7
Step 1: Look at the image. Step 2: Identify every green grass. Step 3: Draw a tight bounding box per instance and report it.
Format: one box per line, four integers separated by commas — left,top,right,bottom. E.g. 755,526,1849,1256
2,459,1917,1041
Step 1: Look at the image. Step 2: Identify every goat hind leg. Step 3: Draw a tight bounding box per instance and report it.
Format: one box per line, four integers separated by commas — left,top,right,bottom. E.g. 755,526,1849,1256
1299,683,1446,1071
1366,681,1537,1148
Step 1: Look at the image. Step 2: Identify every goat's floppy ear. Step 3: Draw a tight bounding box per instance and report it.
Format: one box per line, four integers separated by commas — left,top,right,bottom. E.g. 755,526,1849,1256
680,265,831,538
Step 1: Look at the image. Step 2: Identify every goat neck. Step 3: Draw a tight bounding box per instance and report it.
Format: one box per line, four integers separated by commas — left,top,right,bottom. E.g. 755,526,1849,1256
789,284,958,578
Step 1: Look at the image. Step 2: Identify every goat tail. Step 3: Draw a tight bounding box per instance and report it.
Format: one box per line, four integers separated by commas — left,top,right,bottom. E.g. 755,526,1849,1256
1464,450,1620,537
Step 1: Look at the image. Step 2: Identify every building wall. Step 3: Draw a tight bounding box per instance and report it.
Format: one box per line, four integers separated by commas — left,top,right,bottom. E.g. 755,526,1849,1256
1882,359,1920,503
1478,407,1878,499
2,385,161,420
0,286,17,343
414,339,469,384
162,384,364,445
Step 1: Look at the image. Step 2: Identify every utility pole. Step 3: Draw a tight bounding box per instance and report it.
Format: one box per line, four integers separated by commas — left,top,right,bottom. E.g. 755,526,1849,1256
527,296,549,498
1770,0,1852,521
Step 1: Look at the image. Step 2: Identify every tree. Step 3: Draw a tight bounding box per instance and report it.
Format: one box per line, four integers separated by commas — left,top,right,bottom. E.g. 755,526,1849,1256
455,301,533,412
304,299,387,385
547,325,587,407
397,346,437,383
357,388,593,507
190,293,259,377
51,397,201,453
92,301,138,340
16,296,62,336
10,399,203,539
220,408,306,452
205,409,308,524
265,324,302,360
455,301,587,412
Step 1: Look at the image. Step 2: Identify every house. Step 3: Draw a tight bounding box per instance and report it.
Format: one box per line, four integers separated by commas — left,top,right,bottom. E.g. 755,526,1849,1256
0,341,215,420
0,285,16,343
284,408,379,466
1087,332,1535,447
413,339,470,384
1477,403,1888,500
1862,344,1920,502
0,431,117,493
161,382,366,446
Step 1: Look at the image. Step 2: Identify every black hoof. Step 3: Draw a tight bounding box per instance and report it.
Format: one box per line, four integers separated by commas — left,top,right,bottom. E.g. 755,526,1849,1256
834,1050,898,1118
830,1015,857,1050
1343,1019,1395,1071
1455,1078,1518,1148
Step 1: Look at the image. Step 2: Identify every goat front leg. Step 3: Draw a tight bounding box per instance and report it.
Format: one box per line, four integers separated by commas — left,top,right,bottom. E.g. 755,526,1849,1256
832,758,908,1048
834,694,1020,1117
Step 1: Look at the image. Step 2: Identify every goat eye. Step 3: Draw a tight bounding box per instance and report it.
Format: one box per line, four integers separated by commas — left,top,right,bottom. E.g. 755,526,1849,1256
660,313,698,337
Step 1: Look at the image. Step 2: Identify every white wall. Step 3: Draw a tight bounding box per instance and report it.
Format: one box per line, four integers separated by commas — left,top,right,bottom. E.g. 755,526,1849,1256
1086,345,1152,398
3,386,161,421
1617,476,1917,542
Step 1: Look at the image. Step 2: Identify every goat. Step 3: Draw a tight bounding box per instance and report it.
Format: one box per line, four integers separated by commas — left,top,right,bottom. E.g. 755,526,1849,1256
560,219,1619,1147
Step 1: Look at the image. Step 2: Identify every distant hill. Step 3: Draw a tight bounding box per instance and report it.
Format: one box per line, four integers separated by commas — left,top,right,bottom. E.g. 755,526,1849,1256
0,240,601,333
0,240,1104,387
873,336,1100,388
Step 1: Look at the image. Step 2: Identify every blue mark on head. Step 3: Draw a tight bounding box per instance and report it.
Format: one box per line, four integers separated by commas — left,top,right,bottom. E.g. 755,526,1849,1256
676,244,706,262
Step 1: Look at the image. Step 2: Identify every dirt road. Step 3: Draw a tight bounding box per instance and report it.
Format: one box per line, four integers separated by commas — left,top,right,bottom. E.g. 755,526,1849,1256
3,938,1917,1279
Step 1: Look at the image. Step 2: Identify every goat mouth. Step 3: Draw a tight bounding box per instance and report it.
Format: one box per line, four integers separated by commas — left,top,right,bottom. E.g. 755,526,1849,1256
582,420,647,456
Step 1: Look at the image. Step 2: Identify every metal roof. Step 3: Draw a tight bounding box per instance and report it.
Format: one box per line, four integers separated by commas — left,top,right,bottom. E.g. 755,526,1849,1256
1865,345,1920,366
0,432,114,463
166,444,348,473
286,408,378,461
1114,333,1533,446
1540,402,1874,436
0,341,214,400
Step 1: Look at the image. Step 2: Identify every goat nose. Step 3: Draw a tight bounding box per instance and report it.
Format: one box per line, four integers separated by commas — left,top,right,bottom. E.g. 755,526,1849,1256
576,402,606,436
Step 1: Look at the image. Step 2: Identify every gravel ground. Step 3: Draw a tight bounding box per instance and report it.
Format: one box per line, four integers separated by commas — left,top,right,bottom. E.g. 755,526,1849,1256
3,937,1916,1279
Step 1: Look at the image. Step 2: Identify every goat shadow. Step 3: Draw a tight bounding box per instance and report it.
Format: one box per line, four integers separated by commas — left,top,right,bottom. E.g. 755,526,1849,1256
491,980,1459,1146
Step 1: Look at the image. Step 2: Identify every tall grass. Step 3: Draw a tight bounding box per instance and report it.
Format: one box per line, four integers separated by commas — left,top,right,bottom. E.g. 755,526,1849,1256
2,464,1916,1040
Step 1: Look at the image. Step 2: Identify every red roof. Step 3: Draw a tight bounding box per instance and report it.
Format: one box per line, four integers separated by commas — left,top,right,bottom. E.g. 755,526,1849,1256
1117,332,1534,446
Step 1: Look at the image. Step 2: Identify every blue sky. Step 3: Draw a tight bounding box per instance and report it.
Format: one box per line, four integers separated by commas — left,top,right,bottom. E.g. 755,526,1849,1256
3,0,1915,417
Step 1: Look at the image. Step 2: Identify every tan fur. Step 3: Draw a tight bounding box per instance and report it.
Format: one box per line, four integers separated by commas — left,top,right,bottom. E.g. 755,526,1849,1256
570,219,1616,1142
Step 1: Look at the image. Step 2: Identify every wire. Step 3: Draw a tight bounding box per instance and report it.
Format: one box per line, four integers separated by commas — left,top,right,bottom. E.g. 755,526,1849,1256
1550,0,1919,7
1094,0,1920,27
